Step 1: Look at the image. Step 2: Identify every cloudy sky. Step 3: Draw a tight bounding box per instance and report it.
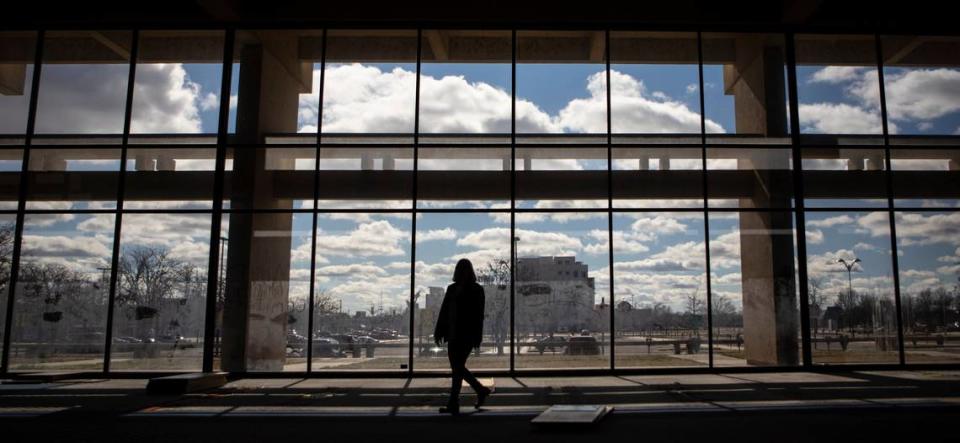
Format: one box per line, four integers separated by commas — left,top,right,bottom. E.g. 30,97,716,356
2,53,959,323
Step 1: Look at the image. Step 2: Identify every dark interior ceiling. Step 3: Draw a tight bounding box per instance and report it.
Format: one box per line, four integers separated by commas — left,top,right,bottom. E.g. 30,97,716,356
2,0,955,34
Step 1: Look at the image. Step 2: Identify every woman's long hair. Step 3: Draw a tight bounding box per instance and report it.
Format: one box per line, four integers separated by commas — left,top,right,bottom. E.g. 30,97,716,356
452,258,477,284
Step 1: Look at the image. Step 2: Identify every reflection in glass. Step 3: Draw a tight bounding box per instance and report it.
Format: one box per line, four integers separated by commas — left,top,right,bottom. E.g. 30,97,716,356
612,212,706,368
9,213,114,371
805,211,899,364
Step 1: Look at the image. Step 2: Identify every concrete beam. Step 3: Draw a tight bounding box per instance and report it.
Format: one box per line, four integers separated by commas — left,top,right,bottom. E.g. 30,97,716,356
424,30,448,61
0,64,26,95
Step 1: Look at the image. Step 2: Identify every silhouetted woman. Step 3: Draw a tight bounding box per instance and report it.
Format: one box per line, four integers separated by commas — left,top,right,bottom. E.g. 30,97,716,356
434,258,491,414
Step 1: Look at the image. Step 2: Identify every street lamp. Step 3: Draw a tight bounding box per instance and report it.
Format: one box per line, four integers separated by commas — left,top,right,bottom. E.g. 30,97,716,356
836,257,861,297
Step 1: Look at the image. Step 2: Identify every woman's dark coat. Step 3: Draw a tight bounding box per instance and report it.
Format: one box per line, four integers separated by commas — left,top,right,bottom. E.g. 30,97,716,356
433,282,485,349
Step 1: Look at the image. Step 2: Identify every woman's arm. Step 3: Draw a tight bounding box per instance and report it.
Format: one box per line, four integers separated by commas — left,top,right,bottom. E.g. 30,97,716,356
433,290,451,345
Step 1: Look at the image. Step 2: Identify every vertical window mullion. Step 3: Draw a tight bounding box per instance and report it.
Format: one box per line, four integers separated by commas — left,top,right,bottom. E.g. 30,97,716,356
874,34,907,367
696,30,714,369
605,29,614,372
307,28,327,374
785,32,813,368
509,29,517,375
408,28,422,376
102,29,139,373
202,28,235,373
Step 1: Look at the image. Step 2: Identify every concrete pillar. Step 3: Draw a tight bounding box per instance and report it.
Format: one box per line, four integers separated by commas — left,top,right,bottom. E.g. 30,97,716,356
523,156,532,171
637,154,649,171
382,155,395,171
221,33,309,372
360,154,373,171
659,157,669,171
156,155,176,171
134,153,155,171
728,38,799,366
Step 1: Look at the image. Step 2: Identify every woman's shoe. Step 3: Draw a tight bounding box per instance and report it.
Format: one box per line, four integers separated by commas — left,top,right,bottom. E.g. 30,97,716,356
475,386,492,409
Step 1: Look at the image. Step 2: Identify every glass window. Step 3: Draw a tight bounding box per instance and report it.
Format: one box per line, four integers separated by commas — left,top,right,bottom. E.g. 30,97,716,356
894,211,960,364
611,31,702,141
322,30,418,135
517,31,606,135
129,30,225,141
513,213,609,369
414,213,510,371
613,147,702,209
0,148,23,210
709,212,800,367
795,35,883,143
805,211,899,365
25,148,121,210
890,147,960,208
702,32,790,144
881,36,960,138
311,213,412,371
110,213,210,371
801,147,888,208
34,31,132,142
707,147,794,209
9,213,114,371
0,31,38,144
612,212,707,368
0,215,15,364
515,145,607,210
125,147,217,210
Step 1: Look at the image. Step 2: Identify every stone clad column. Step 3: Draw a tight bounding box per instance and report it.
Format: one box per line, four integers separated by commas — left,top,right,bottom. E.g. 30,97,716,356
725,37,799,366
220,32,311,372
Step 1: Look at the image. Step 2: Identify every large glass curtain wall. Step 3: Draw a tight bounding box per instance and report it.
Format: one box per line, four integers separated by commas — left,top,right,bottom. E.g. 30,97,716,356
0,29,958,374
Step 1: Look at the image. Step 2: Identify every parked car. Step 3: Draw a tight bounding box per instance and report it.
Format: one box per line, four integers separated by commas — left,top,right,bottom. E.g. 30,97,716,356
534,336,567,354
332,334,362,357
113,336,142,344
312,337,341,357
157,334,185,343
565,336,600,355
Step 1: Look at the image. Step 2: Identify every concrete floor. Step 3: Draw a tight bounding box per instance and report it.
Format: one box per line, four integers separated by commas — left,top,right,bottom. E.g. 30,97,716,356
1,371,959,442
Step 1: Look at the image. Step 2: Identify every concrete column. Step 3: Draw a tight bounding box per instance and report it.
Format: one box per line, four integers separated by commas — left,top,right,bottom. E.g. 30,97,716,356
156,155,176,171
523,156,532,171
637,154,649,171
728,38,799,366
382,155,395,171
221,33,310,372
134,153,155,171
360,154,373,171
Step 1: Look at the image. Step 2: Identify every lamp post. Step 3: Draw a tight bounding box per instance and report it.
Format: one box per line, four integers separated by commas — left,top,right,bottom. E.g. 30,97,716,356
836,257,861,298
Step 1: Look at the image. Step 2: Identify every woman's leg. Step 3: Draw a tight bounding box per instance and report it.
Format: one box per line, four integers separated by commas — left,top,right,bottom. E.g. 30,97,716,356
447,346,467,406
459,350,485,393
